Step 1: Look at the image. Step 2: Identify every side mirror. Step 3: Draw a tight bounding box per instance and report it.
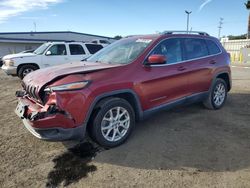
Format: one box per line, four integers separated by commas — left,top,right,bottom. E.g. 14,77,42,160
46,51,52,56
147,54,166,65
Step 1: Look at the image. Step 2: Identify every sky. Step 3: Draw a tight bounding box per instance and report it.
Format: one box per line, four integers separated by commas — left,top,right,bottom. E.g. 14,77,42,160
0,0,248,38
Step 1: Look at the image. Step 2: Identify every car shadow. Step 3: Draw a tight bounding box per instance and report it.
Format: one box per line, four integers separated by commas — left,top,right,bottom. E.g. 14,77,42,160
46,141,101,187
47,93,250,186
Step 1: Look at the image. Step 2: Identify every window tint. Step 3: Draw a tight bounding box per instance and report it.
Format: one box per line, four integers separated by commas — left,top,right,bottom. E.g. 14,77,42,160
86,44,103,54
69,44,85,55
206,40,221,55
184,38,209,60
151,38,182,64
48,44,67,55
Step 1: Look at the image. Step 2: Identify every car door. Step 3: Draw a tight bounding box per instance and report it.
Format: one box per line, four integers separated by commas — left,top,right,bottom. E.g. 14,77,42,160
42,44,69,67
69,44,89,61
139,38,189,109
182,38,218,95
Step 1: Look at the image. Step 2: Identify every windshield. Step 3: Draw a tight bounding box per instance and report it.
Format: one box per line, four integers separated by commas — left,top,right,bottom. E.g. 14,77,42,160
87,38,153,64
33,43,51,55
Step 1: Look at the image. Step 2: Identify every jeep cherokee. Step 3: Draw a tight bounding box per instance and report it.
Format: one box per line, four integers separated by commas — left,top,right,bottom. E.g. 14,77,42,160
15,31,231,148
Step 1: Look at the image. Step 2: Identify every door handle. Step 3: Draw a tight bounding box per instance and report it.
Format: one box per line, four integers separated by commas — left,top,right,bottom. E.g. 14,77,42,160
209,60,217,64
177,66,186,71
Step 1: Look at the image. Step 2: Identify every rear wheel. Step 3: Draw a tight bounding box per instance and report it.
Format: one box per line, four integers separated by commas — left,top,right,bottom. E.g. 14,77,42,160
18,65,38,79
203,78,228,110
90,98,135,148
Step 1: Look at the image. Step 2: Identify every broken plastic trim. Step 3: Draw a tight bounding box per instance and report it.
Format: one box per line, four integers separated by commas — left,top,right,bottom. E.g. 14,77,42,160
28,105,74,122
15,90,26,97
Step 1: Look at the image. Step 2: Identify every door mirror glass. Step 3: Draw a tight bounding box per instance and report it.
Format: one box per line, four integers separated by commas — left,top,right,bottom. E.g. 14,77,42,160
46,51,52,56
147,54,166,65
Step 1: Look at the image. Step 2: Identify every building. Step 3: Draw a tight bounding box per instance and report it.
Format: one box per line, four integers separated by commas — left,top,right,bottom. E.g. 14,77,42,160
0,31,115,57
221,37,250,63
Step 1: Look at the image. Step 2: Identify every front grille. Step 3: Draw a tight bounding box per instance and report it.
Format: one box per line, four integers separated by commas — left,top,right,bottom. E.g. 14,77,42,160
23,84,39,100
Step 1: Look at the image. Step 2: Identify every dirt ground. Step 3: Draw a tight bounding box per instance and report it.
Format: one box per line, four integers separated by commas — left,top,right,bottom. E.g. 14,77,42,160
0,66,250,188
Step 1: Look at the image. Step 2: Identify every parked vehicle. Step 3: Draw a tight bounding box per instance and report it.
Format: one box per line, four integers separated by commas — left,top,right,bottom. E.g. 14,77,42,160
15,31,231,148
1,42,104,79
0,56,2,67
91,39,111,46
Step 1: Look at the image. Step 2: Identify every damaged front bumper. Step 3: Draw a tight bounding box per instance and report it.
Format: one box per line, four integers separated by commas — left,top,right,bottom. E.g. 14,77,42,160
15,94,86,141
21,119,85,141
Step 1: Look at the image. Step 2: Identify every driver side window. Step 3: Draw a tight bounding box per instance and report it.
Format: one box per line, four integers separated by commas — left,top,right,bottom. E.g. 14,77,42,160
48,44,67,56
151,38,182,64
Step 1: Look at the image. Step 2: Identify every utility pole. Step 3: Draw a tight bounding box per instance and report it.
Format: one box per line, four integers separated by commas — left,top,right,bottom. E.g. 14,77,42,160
33,22,37,32
245,1,250,39
218,18,223,39
185,10,192,33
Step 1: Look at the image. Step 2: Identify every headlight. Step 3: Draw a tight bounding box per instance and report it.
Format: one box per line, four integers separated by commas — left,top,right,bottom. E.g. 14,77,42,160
4,59,14,66
44,81,90,92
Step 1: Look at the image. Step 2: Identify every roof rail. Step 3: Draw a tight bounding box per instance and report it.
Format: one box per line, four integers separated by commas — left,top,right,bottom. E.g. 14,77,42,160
162,31,209,36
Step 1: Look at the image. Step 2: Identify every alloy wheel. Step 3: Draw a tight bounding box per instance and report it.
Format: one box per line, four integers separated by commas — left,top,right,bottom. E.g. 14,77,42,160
23,68,34,77
213,83,226,106
101,107,130,142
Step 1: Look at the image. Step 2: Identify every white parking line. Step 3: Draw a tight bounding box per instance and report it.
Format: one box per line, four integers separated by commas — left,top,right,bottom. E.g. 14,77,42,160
231,65,250,69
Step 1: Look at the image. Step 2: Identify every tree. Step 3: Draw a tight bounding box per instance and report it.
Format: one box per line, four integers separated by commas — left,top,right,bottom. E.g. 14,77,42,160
227,34,247,40
114,35,122,40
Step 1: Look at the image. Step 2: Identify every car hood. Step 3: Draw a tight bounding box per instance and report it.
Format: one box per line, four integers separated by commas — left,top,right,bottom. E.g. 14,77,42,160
3,53,36,60
23,61,122,89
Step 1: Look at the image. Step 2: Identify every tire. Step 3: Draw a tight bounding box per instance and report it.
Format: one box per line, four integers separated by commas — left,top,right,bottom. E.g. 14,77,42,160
18,65,38,79
90,98,135,148
203,78,228,110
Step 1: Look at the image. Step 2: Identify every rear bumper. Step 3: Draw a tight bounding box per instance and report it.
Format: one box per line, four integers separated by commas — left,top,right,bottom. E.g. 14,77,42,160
22,119,85,141
1,65,17,75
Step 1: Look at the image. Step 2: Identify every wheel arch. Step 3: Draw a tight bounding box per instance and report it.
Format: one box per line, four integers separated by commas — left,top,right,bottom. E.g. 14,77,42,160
85,89,143,130
17,63,40,74
215,72,231,91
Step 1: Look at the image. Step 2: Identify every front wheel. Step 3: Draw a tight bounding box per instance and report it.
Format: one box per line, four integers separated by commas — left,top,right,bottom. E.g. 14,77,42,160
203,78,228,110
18,65,38,79
90,98,135,148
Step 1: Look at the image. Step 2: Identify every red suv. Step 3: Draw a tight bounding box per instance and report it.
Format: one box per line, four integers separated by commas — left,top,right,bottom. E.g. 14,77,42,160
15,31,231,147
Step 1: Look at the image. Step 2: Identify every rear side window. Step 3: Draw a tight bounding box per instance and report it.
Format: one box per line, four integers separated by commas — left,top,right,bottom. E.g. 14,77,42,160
86,44,103,54
69,44,85,55
184,38,209,60
151,38,182,64
48,44,67,55
206,40,221,55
